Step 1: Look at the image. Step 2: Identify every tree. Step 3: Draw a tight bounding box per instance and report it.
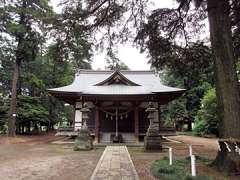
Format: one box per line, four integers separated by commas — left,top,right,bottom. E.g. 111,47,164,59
207,0,240,172
50,1,92,70
150,42,214,131
79,0,240,173
105,47,129,70
136,0,240,173
0,0,53,136
16,95,49,134
0,0,93,135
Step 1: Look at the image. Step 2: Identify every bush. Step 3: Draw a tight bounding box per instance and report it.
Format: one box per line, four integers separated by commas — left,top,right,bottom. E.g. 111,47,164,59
151,157,184,180
193,119,206,136
193,88,218,136
151,156,211,180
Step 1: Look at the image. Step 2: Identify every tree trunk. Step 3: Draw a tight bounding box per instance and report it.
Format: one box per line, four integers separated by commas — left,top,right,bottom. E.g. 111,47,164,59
7,0,27,137
207,0,240,174
8,59,21,137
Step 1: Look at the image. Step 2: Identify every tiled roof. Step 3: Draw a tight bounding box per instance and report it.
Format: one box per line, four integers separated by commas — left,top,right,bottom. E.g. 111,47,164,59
48,69,185,95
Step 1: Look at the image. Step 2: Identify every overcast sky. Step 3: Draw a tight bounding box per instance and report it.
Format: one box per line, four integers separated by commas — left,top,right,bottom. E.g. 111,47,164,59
50,0,207,70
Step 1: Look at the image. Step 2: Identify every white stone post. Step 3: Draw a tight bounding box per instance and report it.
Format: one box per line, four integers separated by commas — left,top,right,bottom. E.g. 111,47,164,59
74,102,82,131
169,147,173,165
189,145,193,156
191,155,196,177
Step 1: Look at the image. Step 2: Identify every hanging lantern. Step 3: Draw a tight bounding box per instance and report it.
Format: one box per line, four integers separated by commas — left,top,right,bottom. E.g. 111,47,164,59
126,114,128,118
111,116,113,120
120,115,123,119
106,113,108,118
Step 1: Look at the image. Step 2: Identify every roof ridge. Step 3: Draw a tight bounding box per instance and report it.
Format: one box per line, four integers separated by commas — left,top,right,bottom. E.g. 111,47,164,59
76,69,155,74
94,70,141,86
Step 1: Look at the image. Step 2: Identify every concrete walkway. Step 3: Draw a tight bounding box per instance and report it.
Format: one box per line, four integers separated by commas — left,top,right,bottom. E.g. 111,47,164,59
91,146,139,180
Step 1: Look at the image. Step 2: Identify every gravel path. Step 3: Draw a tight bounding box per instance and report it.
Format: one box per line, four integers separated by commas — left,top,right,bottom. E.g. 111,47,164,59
167,135,218,150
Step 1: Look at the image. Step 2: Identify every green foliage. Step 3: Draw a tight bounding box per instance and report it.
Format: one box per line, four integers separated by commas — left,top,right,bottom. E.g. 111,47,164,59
50,2,92,69
185,155,211,164
162,97,188,126
106,58,130,70
157,43,214,128
0,0,92,134
17,95,49,124
193,88,218,136
161,63,213,129
151,157,184,180
193,120,206,136
151,156,211,180
0,99,8,133
0,0,54,61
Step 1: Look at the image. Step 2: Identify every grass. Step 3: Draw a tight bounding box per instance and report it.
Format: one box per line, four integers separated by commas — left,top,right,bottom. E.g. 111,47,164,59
150,156,212,180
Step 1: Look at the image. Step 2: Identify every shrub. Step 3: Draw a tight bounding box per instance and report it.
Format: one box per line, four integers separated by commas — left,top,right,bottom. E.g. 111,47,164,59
193,88,218,136
151,156,211,180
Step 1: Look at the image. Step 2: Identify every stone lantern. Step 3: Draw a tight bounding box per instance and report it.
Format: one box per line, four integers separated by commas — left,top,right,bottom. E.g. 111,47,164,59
74,103,93,151
81,105,90,129
144,102,162,151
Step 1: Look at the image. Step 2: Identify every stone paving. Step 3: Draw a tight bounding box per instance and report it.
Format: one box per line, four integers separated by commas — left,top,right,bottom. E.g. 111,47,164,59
91,146,139,180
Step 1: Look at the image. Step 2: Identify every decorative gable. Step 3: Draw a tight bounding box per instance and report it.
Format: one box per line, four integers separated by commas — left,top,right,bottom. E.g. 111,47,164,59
95,70,140,86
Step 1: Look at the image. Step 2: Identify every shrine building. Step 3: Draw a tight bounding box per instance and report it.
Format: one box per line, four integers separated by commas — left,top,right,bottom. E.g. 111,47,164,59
48,69,185,143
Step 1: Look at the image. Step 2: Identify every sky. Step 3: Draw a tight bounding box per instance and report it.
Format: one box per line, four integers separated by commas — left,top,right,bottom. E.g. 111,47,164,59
89,0,178,70
49,0,207,70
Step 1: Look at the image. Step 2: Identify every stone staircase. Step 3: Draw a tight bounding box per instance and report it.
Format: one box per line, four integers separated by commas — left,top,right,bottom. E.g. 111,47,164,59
100,133,137,144
100,133,111,143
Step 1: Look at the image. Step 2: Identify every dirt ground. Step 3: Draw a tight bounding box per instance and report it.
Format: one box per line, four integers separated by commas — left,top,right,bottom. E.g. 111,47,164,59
0,134,239,180
0,134,103,180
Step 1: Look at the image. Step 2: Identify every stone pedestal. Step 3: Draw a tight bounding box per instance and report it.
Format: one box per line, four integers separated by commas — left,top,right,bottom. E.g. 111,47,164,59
144,102,162,151
144,128,162,150
74,128,93,150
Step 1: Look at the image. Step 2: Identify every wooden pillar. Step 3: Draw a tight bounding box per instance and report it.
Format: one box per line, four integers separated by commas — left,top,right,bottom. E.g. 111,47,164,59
95,106,100,143
158,102,161,133
71,105,75,126
134,106,139,142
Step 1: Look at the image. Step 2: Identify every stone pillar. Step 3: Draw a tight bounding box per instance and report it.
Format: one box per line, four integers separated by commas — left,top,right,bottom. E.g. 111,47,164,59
74,103,93,151
134,106,139,142
74,102,82,131
94,106,100,143
144,102,162,151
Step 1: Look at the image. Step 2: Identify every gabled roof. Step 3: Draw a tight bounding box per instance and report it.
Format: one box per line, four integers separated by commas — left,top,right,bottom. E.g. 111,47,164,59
95,70,140,86
48,69,185,96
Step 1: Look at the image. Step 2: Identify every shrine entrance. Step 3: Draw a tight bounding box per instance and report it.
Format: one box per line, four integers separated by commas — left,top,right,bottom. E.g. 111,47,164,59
98,106,135,143
99,109,134,133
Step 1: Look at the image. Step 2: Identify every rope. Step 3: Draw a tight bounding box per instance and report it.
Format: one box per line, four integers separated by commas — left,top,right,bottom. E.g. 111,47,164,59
98,107,134,117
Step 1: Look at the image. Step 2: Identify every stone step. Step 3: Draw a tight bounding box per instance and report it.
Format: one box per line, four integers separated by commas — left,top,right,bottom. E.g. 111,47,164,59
100,133,137,143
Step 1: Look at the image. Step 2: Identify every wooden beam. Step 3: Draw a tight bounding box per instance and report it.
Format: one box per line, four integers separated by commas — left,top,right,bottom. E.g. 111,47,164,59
134,106,139,142
95,106,100,143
